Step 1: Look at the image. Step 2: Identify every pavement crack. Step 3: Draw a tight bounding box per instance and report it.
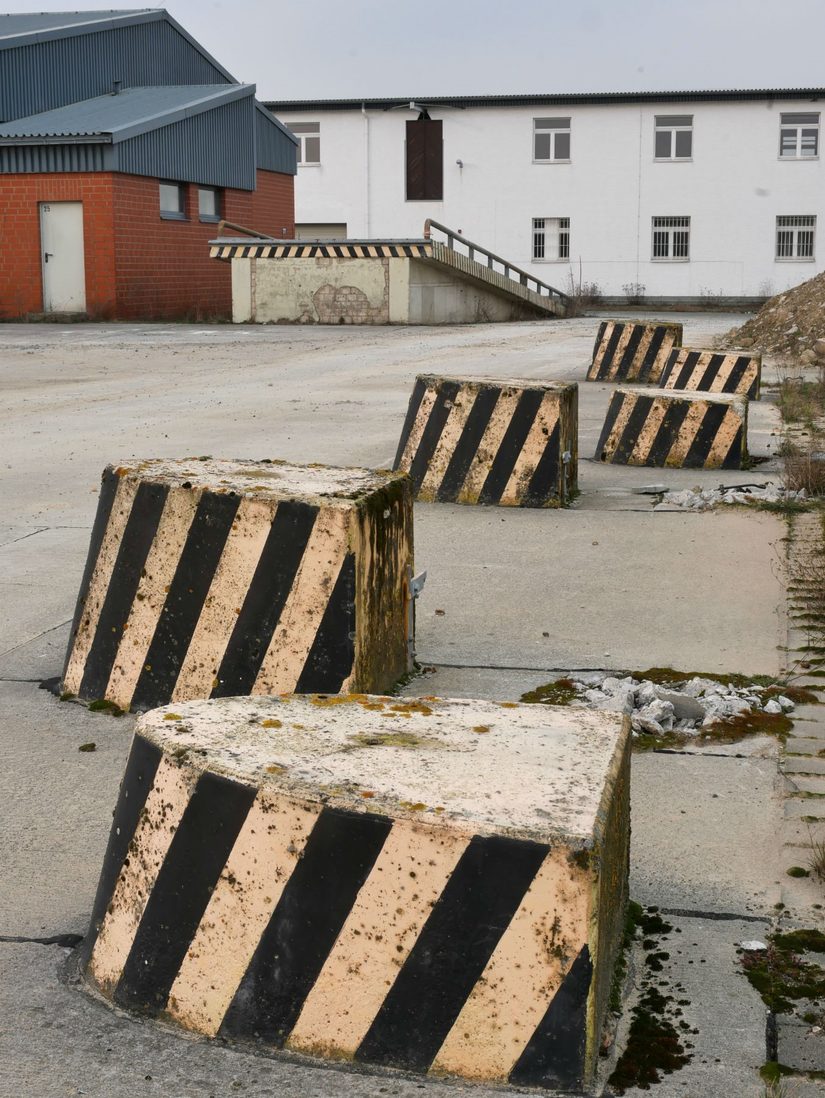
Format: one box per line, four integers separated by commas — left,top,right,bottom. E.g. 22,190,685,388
659,907,770,924
0,527,48,548
0,933,83,947
0,617,72,658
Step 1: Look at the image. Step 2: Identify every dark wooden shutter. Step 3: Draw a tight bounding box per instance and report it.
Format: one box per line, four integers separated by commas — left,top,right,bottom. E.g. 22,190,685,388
406,120,443,201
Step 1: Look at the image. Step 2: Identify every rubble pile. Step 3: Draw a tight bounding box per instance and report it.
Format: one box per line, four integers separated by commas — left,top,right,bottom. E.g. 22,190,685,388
723,270,825,362
653,484,807,511
564,671,795,738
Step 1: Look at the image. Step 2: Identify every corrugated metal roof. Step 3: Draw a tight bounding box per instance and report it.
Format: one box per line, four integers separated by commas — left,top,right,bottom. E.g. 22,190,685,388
266,88,825,112
0,83,253,142
0,10,156,44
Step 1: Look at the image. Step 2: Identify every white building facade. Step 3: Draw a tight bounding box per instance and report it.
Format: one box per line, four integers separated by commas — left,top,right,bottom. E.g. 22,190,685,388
266,90,825,304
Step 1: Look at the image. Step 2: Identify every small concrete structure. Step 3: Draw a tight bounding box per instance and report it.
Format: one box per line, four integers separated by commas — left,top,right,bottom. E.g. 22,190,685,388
81,693,630,1094
658,347,762,400
393,375,578,506
212,238,567,324
596,387,749,468
61,459,413,711
587,320,683,383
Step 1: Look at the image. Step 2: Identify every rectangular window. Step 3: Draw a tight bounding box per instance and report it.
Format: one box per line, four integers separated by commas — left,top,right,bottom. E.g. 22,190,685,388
159,181,185,219
406,118,443,201
198,186,221,221
654,114,693,159
779,112,819,158
776,215,816,259
532,217,570,260
652,216,690,260
288,121,321,164
533,117,571,162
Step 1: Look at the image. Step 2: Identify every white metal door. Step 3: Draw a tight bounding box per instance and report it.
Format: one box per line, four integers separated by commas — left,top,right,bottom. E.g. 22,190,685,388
40,202,86,312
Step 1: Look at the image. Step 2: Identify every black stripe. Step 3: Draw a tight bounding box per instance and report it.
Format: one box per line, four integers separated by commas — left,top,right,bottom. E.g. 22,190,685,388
333,245,344,258
722,425,745,469
645,400,691,466
590,322,608,372
595,391,626,461
522,421,561,505
477,389,543,504
114,770,256,1015
212,501,318,698
355,835,547,1073
509,945,593,1090
220,807,392,1046
78,734,162,969
610,394,655,464
658,349,678,388
435,386,500,502
725,355,755,397
637,327,668,382
616,323,647,379
675,350,702,390
294,553,356,693
594,323,623,379
392,377,427,471
63,466,120,684
406,380,461,492
696,355,723,392
77,481,169,702
683,402,730,467
129,492,241,711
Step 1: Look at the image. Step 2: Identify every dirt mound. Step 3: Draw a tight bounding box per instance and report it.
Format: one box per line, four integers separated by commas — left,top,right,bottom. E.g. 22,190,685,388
723,270,825,362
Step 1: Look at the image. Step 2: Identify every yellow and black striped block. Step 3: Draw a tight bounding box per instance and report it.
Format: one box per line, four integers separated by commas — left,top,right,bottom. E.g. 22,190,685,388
658,347,761,400
81,694,630,1094
393,375,578,506
587,320,683,384
211,241,432,261
596,387,748,469
61,460,412,712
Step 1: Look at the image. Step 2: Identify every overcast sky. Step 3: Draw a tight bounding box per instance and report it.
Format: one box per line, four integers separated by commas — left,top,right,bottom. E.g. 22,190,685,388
7,0,825,100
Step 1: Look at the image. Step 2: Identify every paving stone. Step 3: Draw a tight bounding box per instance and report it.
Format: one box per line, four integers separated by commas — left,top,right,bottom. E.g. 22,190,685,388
783,757,825,776
778,1016,825,1074
786,776,825,796
785,739,825,756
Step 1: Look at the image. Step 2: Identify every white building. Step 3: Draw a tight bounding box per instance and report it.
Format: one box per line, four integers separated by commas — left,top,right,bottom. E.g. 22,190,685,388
265,89,825,304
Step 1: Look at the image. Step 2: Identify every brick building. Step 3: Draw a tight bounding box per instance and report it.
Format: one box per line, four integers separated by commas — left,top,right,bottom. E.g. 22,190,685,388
0,9,296,320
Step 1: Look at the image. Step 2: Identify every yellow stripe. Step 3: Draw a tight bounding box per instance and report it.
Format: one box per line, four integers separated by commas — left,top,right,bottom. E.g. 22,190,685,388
500,394,561,504
705,405,744,467
457,388,521,503
417,388,478,500
599,392,636,460
397,385,439,472
662,401,708,466
627,396,669,465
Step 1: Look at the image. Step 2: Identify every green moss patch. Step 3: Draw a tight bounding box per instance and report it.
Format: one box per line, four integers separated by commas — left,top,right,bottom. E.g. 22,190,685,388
627,667,775,689
741,939,825,1014
520,677,579,706
87,698,124,716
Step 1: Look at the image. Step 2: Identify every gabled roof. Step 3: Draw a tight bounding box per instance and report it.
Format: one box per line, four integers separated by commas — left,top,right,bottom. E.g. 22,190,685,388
0,8,236,82
0,83,253,143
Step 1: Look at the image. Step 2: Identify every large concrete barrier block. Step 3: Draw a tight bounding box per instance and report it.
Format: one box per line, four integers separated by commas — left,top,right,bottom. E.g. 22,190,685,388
587,320,683,383
61,460,413,711
81,694,630,1093
596,387,748,468
658,347,762,400
393,374,578,506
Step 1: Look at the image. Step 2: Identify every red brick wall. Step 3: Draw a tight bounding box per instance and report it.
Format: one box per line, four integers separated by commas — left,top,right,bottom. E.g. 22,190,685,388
0,169,294,320
0,173,116,318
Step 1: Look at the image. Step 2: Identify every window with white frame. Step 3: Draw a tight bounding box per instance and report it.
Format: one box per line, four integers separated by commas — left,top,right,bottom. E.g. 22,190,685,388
533,117,571,162
288,121,320,164
779,113,819,158
776,215,816,259
532,217,570,260
654,114,693,159
652,216,690,260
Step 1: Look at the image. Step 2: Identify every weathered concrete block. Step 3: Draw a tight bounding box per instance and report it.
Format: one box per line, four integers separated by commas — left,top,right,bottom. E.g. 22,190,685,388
81,694,630,1093
596,387,749,469
61,460,412,711
659,347,761,400
393,375,578,506
587,320,683,383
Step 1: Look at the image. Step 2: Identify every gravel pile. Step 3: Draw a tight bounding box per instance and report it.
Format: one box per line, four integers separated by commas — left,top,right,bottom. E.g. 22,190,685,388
565,671,794,738
653,484,808,512
722,269,825,362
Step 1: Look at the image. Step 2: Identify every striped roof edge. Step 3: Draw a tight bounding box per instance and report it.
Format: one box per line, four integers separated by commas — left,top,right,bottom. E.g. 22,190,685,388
266,88,825,112
0,9,236,84
0,83,254,143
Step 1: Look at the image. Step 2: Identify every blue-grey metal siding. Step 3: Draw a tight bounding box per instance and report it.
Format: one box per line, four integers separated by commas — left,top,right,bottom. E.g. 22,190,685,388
114,96,255,189
0,21,230,122
256,108,297,175
0,143,111,172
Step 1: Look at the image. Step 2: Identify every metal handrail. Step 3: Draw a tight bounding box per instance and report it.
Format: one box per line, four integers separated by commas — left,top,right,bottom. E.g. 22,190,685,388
423,219,570,305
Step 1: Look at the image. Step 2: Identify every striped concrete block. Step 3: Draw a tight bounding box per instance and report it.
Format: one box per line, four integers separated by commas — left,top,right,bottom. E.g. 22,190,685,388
587,320,683,384
596,387,748,469
61,460,412,711
658,347,762,400
393,375,578,506
81,694,630,1094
